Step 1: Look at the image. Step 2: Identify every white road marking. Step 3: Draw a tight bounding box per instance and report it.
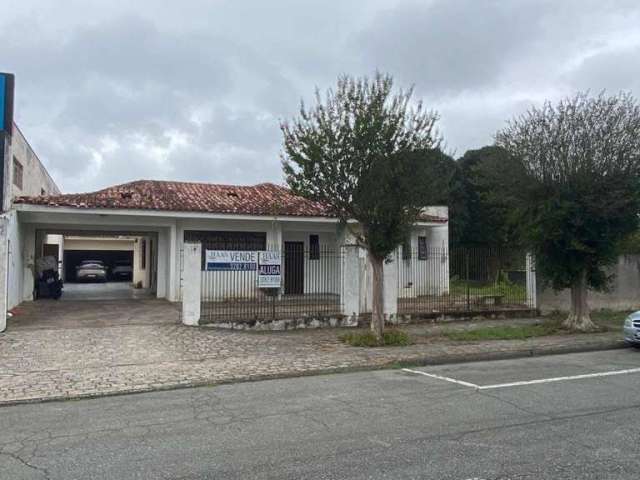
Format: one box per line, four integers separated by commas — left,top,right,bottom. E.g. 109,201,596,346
401,368,480,388
403,366,640,390
477,367,640,390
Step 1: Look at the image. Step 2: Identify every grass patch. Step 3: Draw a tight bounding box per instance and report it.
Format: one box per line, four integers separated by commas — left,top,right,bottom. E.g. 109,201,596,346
442,310,632,341
449,280,526,301
443,319,564,341
545,309,631,330
340,329,411,347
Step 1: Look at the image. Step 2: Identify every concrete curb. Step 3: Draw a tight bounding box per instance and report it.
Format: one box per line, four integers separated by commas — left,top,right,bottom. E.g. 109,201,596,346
0,339,629,408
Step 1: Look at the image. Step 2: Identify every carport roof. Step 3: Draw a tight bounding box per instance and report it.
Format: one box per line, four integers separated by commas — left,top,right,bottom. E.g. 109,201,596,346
14,179,447,222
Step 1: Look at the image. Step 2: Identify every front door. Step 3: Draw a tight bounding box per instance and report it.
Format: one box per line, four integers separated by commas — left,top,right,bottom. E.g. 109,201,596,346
284,242,304,294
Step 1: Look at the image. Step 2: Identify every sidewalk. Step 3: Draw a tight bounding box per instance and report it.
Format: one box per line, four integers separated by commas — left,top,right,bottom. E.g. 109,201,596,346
0,313,626,406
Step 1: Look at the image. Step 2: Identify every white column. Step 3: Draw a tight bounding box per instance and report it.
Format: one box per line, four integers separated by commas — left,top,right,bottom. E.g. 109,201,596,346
168,223,178,302
182,242,201,326
341,244,360,325
266,220,283,250
383,250,399,323
526,253,537,309
22,225,35,301
0,216,8,332
156,228,168,299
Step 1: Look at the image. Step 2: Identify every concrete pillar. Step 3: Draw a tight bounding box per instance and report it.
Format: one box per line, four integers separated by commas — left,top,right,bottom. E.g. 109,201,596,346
266,221,283,250
168,223,178,302
156,228,168,299
22,225,35,301
182,242,201,326
0,216,8,332
383,251,399,323
341,244,361,324
526,253,537,310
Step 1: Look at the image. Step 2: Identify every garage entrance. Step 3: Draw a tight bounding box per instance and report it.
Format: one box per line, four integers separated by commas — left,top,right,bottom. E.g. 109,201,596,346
35,229,158,302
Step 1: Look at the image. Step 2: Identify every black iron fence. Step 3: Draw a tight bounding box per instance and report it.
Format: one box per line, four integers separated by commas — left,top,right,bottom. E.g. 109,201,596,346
192,242,533,323
397,246,533,314
199,244,343,323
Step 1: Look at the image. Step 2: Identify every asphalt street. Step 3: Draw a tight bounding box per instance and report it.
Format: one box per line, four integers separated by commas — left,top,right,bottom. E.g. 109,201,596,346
1,348,640,479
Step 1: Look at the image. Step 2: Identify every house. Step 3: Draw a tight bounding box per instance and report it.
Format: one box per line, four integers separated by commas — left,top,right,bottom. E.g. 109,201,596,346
7,180,449,326
0,71,452,330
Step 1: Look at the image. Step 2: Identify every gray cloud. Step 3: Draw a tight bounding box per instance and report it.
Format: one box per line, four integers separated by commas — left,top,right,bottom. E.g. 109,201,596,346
2,0,640,192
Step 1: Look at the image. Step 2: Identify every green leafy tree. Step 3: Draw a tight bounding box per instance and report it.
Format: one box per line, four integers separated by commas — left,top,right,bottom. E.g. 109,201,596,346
281,73,443,340
496,92,640,331
455,146,523,248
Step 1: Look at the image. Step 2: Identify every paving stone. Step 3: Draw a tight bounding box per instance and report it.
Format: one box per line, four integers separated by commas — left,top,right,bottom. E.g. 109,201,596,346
0,299,625,404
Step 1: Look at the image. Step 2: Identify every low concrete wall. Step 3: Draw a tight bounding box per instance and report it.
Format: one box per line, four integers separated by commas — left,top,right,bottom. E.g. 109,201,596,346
538,254,640,313
203,315,358,331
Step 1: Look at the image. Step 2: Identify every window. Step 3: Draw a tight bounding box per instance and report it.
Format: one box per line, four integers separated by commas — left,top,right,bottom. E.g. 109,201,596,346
184,230,267,268
418,236,428,260
12,157,23,189
140,239,147,270
309,235,320,260
402,237,412,260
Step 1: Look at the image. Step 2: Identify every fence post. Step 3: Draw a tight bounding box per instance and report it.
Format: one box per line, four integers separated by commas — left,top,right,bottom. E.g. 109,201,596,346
465,250,470,311
526,253,537,310
182,242,202,326
383,251,399,324
341,244,361,326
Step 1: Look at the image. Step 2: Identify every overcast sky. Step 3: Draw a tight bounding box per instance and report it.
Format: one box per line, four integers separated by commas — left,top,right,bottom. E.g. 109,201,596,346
2,0,640,193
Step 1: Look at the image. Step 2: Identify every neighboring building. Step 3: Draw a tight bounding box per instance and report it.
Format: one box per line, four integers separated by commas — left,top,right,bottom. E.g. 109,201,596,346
7,124,60,203
1,72,63,330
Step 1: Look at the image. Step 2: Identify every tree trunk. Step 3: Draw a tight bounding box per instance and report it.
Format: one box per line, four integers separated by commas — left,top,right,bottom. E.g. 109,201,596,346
370,254,385,342
563,271,599,332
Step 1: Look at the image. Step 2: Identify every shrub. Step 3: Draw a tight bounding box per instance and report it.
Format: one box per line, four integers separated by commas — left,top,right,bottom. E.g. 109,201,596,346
340,329,411,347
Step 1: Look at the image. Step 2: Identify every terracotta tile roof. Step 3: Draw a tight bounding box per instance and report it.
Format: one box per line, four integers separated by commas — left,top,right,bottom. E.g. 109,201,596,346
14,179,447,222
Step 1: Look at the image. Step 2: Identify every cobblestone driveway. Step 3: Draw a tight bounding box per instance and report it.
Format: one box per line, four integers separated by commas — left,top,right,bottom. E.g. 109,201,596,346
0,300,624,404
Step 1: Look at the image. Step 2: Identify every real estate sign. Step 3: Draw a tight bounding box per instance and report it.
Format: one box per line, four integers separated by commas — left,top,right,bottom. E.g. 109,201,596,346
257,251,281,288
205,250,257,271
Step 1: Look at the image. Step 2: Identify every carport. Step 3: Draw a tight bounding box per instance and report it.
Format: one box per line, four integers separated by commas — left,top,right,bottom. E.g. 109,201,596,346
7,205,179,310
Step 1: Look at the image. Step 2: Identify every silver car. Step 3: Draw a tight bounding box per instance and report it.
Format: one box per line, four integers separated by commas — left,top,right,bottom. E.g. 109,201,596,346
76,260,108,282
623,312,640,345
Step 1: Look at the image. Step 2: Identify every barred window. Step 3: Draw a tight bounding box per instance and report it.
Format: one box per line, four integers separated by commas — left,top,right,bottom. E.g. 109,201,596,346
184,230,267,268
12,157,23,189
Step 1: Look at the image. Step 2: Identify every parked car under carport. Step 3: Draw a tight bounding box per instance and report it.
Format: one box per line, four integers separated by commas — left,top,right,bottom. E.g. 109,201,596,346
111,261,133,281
76,260,108,282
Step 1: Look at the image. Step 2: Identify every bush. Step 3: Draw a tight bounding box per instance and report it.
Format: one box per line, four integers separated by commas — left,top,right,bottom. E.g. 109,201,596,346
340,329,411,347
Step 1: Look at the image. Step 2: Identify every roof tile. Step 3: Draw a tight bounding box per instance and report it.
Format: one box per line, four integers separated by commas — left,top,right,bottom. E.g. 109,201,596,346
14,179,447,222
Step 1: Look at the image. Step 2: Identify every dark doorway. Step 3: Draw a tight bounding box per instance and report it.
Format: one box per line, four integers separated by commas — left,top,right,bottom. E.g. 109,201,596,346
284,242,304,294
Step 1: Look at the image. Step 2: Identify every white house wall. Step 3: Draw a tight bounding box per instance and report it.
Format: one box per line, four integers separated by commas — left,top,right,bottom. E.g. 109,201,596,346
398,224,450,299
179,218,341,301
281,230,340,295
64,238,134,251
176,217,283,301
5,210,22,310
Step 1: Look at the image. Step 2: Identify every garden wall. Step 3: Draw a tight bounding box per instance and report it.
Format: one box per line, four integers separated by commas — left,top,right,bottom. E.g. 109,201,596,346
538,254,640,312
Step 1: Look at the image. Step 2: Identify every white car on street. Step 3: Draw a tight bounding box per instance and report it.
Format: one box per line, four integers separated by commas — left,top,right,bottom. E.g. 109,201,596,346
623,312,640,345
